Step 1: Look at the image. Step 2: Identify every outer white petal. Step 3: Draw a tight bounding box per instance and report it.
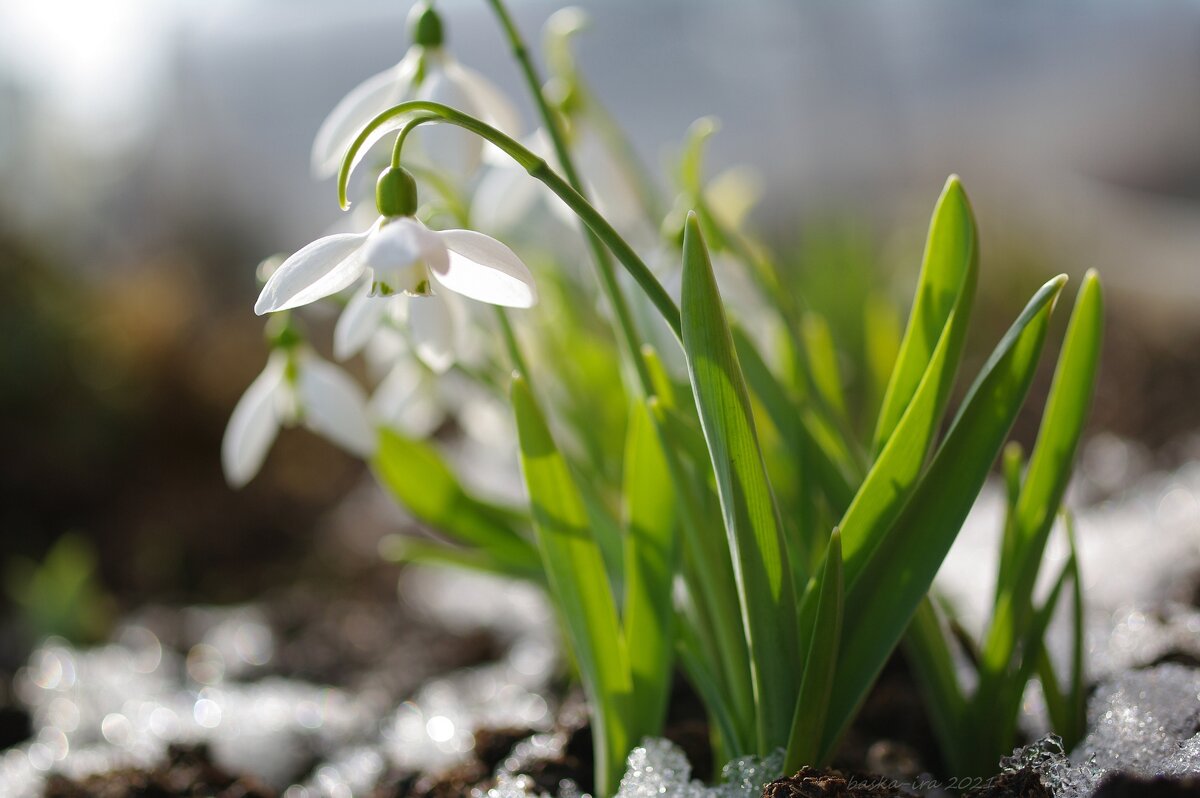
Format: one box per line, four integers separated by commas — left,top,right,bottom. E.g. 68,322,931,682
221,354,287,488
296,353,377,457
415,60,483,178
255,232,369,315
311,55,418,178
431,229,537,308
369,357,445,439
408,292,456,374
361,218,449,275
334,283,389,360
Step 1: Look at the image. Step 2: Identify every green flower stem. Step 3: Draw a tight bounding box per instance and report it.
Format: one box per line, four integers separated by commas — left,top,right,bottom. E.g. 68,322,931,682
480,0,666,396
338,102,682,349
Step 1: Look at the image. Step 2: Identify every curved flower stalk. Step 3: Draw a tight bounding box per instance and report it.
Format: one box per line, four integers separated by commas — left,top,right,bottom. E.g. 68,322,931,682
311,1,519,181
222,328,375,488
255,167,538,375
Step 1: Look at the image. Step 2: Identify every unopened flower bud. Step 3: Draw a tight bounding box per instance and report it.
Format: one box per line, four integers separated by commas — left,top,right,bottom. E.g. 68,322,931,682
376,166,419,218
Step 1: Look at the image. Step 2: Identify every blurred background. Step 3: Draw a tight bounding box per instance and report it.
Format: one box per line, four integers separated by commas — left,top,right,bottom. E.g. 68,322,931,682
3,0,1200,647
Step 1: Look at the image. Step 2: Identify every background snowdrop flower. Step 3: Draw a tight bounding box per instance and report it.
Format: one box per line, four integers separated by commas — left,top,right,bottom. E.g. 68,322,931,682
311,1,520,181
222,345,376,488
369,353,446,439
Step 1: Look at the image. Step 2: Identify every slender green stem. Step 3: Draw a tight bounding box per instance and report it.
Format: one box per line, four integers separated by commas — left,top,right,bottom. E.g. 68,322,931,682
495,306,531,378
392,114,440,167
478,0,662,397
337,102,681,345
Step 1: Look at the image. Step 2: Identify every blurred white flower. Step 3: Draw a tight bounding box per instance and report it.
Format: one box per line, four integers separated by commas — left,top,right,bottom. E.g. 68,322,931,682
222,348,375,488
470,126,647,240
311,4,519,181
369,350,446,439
255,217,537,373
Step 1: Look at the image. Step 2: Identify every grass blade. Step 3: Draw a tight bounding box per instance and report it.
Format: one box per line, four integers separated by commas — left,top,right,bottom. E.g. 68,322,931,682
681,212,798,753
871,176,978,455
785,528,843,772
822,274,1067,759
511,375,631,795
622,398,679,740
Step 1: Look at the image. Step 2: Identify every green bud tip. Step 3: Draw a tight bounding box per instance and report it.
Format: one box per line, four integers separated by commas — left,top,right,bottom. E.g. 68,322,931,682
408,2,444,48
376,166,419,218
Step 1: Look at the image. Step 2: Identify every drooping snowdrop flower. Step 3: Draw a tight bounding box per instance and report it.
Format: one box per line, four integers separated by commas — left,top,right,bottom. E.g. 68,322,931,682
255,166,537,373
311,1,519,181
222,323,375,488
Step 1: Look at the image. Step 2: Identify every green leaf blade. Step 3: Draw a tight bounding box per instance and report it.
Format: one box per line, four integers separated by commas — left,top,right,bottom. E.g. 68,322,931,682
839,178,979,585
785,528,844,772
872,175,978,455
622,398,679,742
372,429,537,573
680,212,798,753
822,274,1067,759
511,376,630,795
983,271,1103,674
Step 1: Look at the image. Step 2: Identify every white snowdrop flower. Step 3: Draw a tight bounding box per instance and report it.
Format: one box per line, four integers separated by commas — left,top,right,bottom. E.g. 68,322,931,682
256,167,537,373
311,2,519,181
222,342,376,488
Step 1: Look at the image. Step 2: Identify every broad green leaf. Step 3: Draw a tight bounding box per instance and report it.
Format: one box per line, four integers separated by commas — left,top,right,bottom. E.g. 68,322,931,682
681,212,798,753
902,598,967,775
622,398,678,740
821,274,1066,760
983,271,1103,674
511,376,630,796
785,528,843,771
872,176,978,455
838,180,978,583
372,429,537,572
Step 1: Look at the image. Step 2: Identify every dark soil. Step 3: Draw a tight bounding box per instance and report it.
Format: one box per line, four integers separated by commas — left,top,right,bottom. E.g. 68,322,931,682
963,768,1053,798
763,766,915,797
43,744,275,798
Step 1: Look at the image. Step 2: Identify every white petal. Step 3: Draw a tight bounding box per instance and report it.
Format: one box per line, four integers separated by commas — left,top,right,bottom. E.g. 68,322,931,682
333,283,389,360
408,292,456,373
297,353,377,457
370,358,445,438
415,60,483,178
361,218,449,276
255,232,369,315
221,355,286,487
311,56,417,178
431,229,537,308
